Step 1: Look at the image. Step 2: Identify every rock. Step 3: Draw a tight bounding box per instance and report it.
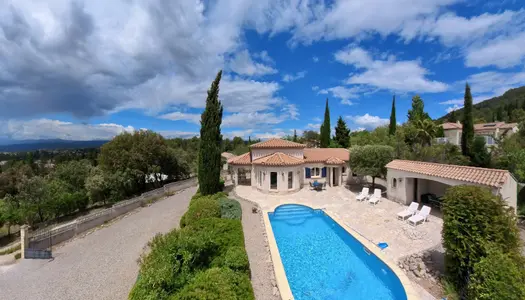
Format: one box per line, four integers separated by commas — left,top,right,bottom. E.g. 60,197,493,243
272,287,278,296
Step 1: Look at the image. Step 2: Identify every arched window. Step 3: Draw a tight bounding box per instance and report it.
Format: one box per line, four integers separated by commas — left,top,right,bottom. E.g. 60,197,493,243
392,178,397,188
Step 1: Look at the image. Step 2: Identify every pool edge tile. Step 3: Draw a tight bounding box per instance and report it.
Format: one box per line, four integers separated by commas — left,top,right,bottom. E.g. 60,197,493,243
262,210,295,300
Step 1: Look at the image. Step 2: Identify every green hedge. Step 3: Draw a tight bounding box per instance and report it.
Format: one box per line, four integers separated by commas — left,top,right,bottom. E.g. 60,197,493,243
170,268,254,300
468,245,525,300
180,197,221,228
219,198,242,220
130,192,254,300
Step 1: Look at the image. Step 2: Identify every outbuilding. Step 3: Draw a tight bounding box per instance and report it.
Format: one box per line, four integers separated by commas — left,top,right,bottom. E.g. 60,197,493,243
386,160,518,212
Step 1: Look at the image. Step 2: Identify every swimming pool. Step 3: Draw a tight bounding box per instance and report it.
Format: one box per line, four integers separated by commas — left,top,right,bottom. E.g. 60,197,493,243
268,204,408,300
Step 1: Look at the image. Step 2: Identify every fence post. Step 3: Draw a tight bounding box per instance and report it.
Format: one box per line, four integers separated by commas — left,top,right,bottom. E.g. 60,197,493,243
20,225,29,259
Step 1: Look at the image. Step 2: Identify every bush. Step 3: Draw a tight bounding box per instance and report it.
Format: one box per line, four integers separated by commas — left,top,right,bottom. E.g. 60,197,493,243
129,229,219,300
171,268,254,300
180,197,221,228
14,252,21,260
468,245,525,300
442,185,521,295
219,198,242,220
223,246,250,275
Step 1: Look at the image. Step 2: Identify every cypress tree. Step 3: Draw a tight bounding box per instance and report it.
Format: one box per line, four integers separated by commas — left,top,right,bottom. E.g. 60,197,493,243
389,95,396,135
320,98,331,148
198,70,224,195
293,129,298,142
334,116,351,148
461,83,474,157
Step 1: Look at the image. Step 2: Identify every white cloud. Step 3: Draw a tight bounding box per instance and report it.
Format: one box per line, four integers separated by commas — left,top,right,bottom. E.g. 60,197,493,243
312,56,319,62
439,98,463,105
445,105,461,113
158,112,201,124
318,86,360,105
223,112,284,129
464,71,525,95
254,50,275,64
335,47,448,93
0,119,134,141
228,49,278,76
283,104,300,120
282,71,307,82
312,86,319,91
306,123,321,130
346,114,389,130
157,130,199,138
254,131,288,139
465,32,525,69
353,127,366,132
312,117,322,122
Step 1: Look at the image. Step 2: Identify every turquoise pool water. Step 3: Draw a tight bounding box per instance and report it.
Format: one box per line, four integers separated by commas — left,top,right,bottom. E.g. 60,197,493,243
269,204,408,300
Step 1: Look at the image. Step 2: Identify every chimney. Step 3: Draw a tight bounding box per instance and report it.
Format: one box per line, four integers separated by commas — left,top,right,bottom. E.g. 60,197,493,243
456,121,461,125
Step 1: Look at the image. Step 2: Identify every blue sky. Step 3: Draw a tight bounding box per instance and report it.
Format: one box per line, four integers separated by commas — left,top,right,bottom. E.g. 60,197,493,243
0,0,524,142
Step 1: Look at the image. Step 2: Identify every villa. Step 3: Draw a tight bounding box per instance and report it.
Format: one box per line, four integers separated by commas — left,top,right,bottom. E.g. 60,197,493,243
227,138,349,194
439,121,518,146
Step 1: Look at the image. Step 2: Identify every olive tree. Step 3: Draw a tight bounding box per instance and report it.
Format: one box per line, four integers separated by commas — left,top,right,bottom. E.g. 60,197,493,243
349,145,394,190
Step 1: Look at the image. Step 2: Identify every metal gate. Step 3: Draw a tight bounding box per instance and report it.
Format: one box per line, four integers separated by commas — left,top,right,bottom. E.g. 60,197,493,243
26,229,52,259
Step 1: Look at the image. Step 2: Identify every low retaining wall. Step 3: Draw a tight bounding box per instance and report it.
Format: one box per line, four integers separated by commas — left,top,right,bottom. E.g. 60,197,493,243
27,177,197,251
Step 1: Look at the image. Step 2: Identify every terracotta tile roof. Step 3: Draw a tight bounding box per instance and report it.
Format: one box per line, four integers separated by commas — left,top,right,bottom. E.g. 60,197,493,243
325,156,346,165
250,138,306,149
252,152,304,166
221,152,236,159
442,122,518,131
386,160,510,188
227,152,252,165
442,122,462,130
304,148,349,163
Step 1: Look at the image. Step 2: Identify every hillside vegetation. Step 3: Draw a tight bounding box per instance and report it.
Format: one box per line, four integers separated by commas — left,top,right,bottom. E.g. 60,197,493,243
439,86,525,123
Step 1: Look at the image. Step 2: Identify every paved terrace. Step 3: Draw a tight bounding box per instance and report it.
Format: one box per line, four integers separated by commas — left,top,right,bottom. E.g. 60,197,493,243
235,185,443,299
235,185,443,262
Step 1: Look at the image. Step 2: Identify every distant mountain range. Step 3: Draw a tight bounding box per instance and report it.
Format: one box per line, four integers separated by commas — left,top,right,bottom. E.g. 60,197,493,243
439,86,525,123
0,139,109,152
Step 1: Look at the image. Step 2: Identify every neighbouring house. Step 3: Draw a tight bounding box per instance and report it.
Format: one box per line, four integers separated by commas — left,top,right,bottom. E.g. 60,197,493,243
227,138,349,194
386,160,518,212
439,121,518,146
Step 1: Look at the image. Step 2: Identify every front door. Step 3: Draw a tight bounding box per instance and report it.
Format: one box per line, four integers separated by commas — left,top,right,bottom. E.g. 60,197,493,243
270,172,277,190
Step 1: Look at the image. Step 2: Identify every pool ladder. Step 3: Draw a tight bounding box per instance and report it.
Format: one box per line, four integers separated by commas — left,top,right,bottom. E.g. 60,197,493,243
363,246,371,255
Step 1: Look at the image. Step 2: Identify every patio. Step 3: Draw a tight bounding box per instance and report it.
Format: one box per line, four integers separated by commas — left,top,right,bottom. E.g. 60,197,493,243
235,185,443,262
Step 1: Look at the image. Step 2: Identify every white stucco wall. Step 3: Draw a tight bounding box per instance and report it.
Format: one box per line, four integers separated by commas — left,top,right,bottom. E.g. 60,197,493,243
386,168,518,212
444,129,461,145
251,148,304,160
252,165,302,194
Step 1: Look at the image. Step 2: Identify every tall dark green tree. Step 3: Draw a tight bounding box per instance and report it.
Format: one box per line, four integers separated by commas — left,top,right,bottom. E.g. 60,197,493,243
389,95,396,135
320,98,331,148
198,70,224,195
334,116,351,148
496,105,504,121
293,129,298,142
407,95,430,122
461,83,474,157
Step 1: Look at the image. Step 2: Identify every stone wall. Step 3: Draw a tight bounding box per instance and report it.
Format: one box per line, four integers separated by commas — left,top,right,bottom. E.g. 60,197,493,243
27,177,197,251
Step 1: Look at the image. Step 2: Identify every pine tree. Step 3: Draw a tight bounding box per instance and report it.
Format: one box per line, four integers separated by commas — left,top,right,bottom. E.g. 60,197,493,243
320,98,331,148
389,95,396,135
461,83,474,157
407,95,430,122
198,70,224,195
334,116,351,148
293,129,298,142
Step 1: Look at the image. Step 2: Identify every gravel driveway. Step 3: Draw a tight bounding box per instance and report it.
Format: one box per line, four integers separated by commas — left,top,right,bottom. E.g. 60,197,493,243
0,186,197,300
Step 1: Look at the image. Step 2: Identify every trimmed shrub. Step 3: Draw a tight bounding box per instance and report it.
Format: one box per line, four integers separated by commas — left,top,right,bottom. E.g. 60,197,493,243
442,185,521,296
468,245,525,300
184,218,244,260
219,198,242,220
171,268,254,300
180,197,221,228
223,246,250,275
129,229,219,300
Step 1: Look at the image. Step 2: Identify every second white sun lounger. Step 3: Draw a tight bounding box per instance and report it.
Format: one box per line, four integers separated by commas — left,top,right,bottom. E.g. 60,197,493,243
368,189,382,205
397,202,419,220
407,205,432,226
356,187,369,201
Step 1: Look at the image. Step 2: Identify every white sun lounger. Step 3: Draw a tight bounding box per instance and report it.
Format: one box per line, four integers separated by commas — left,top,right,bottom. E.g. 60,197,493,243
356,187,369,201
368,189,382,205
397,202,419,220
407,205,432,226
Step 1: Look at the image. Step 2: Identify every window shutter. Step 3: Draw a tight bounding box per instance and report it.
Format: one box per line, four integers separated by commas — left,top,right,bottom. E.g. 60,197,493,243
322,167,327,178
305,168,311,178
